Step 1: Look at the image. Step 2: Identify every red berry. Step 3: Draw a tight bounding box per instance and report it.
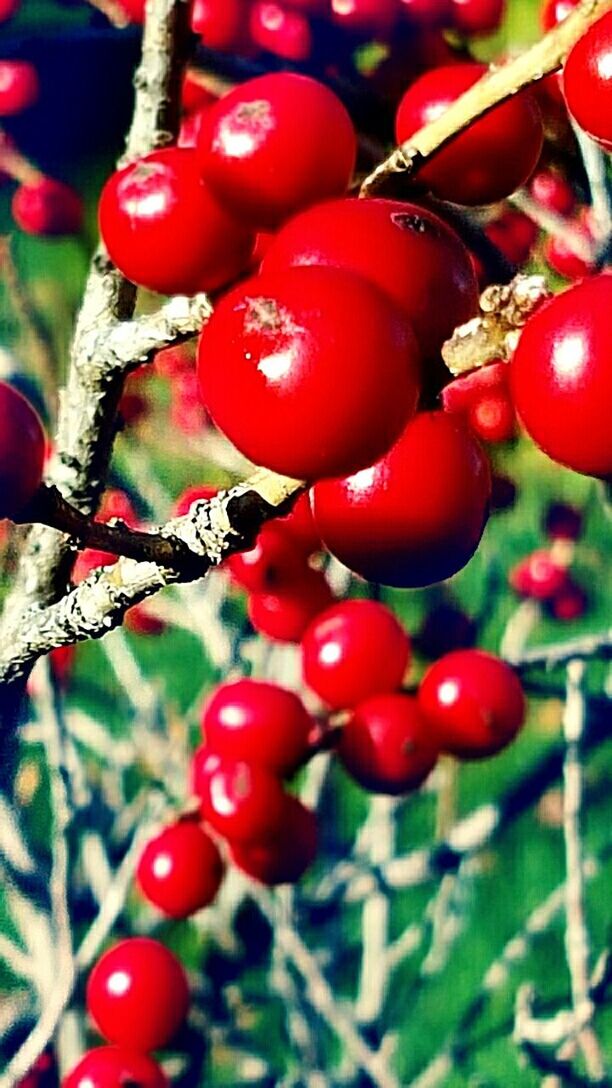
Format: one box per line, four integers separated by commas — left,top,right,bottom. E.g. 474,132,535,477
441,360,509,414
451,0,504,34
86,938,189,1052
0,383,46,520
395,64,543,205
63,1047,166,1088
282,0,326,11
485,210,539,265
338,694,438,794
0,61,38,115
301,599,410,709
311,411,491,588
202,678,313,776
124,605,166,636
261,197,478,359
196,73,356,230
548,580,587,620
399,0,453,29
230,795,317,884
12,178,83,236
181,73,217,115
0,0,21,22
563,10,612,149
191,0,247,49
73,548,117,584
249,3,313,61
529,168,575,216
509,274,612,478
173,484,217,518
50,645,76,688
248,567,334,642
330,0,399,34
197,266,420,480
543,232,594,281
467,389,516,443
137,819,223,918
194,750,288,844
540,0,577,29
227,524,309,593
509,549,569,600
418,649,525,758
275,492,321,555
115,0,146,21
99,148,255,296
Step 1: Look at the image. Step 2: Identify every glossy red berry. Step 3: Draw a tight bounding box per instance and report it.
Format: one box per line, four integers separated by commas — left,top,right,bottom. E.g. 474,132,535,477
261,198,478,359
202,678,313,776
529,168,576,216
485,210,539,265
0,382,46,520
230,795,317,884
248,567,334,642
339,694,438,794
549,580,587,620
227,524,308,593
194,750,287,844
330,0,399,34
442,360,509,414
191,0,247,49
543,227,594,281
62,1047,167,1088
302,599,410,709
197,266,420,480
249,3,313,60
86,938,189,1052
275,492,321,555
115,0,146,21
509,274,612,478
311,411,491,588
563,11,612,149
451,0,504,34
418,649,525,758
12,178,83,236
136,820,223,918
0,61,39,115
398,0,453,29
467,389,516,443
196,73,356,230
396,64,543,205
540,0,577,29
99,148,254,296
509,549,569,600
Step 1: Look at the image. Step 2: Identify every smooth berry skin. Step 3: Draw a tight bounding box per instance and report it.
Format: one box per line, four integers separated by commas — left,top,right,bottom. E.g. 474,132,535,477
230,795,317,885
529,168,575,216
302,599,410,709
330,0,399,34
248,567,334,643
0,61,39,115
86,938,189,1053
540,0,577,29
194,750,287,845
339,694,438,795
563,11,612,149
399,0,453,29
136,820,224,918
227,524,309,593
485,210,539,266
197,266,421,481
63,1048,167,1088
451,0,504,34
312,411,491,588
173,484,217,518
509,550,569,600
12,179,83,236
202,679,313,776
395,64,543,205
191,0,246,49
543,229,594,281
275,492,321,555
249,3,313,61
509,274,612,479
442,360,509,414
468,390,516,444
99,148,254,297
0,383,46,520
196,73,357,230
262,198,478,360
418,649,525,759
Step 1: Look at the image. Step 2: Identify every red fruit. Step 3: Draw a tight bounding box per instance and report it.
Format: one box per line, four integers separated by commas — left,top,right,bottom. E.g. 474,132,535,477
563,10,612,149
442,360,509,414
12,178,83,236
73,548,117,584
154,343,194,378
227,524,308,593
395,64,543,205
0,383,45,520
529,168,575,216
338,694,438,794
230,795,317,884
0,61,38,115
399,0,453,29
418,649,525,758
468,389,516,443
485,210,539,266
261,198,478,359
86,938,189,1052
548,580,587,620
99,148,255,296
115,0,146,21
275,492,321,554
181,73,217,115
0,0,21,22
191,0,246,49
544,501,582,541
509,549,569,600
124,605,166,636
543,223,594,281
173,484,217,518
249,3,313,61
282,0,326,11
196,73,356,230
62,1047,166,1088
330,0,399,34
197,266,421,480
451,0,504,34
195,750,287,844
50,645,76,688
178,107,211,150
248,567,334,642
311,411,491,588
202,678,313,776
540,0,577,29
98,489,137,525
509,274,612,478
302,599,410,709
137,819,224,918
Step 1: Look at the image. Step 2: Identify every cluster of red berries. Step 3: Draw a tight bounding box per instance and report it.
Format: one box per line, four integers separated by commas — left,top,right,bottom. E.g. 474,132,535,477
509,500,587,621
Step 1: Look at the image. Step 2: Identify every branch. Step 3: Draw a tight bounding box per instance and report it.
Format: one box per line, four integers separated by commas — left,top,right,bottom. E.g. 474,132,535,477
505,628,612,670
360,0,612,197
